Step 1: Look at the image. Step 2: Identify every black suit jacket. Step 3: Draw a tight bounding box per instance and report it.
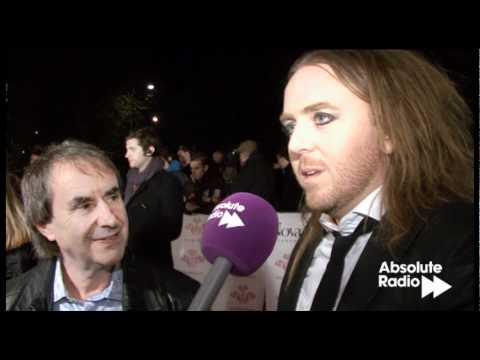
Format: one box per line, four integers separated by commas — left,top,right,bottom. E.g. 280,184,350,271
126,170,184,269
6,254,199,311
277,201,474,311
229,152,275,203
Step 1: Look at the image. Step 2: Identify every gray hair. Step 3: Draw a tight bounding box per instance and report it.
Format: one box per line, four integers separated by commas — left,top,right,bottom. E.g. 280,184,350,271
21,140,121,259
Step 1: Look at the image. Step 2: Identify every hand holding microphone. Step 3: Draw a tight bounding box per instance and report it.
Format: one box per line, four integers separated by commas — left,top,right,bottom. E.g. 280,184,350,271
188,193,279,311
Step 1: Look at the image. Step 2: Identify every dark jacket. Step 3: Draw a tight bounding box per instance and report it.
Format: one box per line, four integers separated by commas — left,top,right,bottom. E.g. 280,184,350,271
274,164,303,213
229,152,275,204
278,201,474,311
6,243,37,281
126,169,184,269
6,254,199,311
185,170,225,215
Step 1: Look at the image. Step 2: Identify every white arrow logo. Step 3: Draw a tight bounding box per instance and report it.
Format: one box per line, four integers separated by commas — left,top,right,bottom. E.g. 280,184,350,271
218,211,245,229
421,276,452,299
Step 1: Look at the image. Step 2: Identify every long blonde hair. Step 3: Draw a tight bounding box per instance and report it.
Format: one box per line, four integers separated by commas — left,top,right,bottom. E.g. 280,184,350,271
6,173,33,251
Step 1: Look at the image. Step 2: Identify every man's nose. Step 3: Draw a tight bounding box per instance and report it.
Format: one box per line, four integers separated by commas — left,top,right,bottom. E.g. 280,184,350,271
289,120,316,158
97,200,119,228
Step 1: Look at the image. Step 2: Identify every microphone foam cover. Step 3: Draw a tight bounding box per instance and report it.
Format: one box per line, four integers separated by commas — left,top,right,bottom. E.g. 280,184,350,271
202,192,279,276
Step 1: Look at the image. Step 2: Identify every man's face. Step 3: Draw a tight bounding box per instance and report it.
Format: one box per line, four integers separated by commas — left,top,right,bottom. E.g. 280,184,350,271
212,152,224,164
125,138,150,170
276,155,290,170
282,65,389,220
30,154,41,164
37,161,128,271
239,153,249,168
177,150,191,167
190,160,207,181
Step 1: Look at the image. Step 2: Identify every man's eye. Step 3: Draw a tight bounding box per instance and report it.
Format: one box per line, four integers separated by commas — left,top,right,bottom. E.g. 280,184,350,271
80,203,93,210
314,112,336,126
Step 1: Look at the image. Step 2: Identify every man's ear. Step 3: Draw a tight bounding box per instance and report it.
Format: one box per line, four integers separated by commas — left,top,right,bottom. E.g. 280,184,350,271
36,223,56,242
146,146,155,157
383,136,393,155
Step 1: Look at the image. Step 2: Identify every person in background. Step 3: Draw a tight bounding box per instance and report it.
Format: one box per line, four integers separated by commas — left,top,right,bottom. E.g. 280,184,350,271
273,147,303,212
177,145,193,178
6,173,37,281
124,128,184,269
229,140,275,204
30,144,45,165
184,152,225,215
211,150,226,178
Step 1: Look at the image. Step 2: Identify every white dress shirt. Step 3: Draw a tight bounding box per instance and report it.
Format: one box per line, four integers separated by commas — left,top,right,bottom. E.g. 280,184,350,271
53,259,123,311
296,187,385,311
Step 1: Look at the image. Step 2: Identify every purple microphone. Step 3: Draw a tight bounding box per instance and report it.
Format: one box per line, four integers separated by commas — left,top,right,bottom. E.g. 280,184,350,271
188,193,279,311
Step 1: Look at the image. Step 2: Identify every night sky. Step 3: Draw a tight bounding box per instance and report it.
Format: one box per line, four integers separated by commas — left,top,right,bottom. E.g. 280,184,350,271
6,48,477,176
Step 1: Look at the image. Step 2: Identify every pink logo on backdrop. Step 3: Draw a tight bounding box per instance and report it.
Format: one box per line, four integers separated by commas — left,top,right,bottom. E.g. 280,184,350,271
274,254,291,271
181,249,206,267
185,218,206,236
230,285,256,304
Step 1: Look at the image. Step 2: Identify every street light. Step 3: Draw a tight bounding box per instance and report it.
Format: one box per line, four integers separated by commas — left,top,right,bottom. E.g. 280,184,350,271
152,116,159,124
147,84,155,91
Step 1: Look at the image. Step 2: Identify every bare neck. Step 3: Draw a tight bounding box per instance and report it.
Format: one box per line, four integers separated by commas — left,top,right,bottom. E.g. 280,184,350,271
330,178,384,225
138,157,153,174
60,259,116,301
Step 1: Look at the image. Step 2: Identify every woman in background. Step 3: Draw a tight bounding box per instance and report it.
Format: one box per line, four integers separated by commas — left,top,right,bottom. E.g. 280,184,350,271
6,173,37,280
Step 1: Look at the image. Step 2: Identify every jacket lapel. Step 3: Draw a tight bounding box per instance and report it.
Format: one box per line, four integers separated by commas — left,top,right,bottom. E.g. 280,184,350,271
337,220,424,311
126,177,152,207
15,259,56,311
335,230,390,311
278,235,322,311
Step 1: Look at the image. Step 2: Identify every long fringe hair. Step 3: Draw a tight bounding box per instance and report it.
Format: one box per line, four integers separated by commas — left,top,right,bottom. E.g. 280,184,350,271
284,50,473,288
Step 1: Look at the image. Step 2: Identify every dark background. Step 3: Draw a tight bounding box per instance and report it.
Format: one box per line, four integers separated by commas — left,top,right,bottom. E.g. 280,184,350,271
6,48,477,177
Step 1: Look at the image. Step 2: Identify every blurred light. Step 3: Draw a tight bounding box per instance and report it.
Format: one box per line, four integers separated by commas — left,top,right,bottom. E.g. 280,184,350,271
21,150,25,154
147,84,155,90
34,131,39,135
152,116,159,123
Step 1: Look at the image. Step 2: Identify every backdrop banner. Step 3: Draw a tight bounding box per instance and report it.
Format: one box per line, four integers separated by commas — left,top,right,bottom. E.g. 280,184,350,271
172,213,303,311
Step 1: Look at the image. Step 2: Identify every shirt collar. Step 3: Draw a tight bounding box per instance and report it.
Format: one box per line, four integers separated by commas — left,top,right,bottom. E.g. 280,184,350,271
53,258,123,303
319,186,385,236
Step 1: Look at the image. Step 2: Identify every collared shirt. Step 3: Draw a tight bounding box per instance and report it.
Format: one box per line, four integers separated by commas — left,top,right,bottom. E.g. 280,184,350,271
53,259,124,311
296,187,385,311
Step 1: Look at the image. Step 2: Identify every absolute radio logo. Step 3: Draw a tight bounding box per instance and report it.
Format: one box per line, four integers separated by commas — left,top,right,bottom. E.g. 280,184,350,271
379,261,452,299
208,201,246,229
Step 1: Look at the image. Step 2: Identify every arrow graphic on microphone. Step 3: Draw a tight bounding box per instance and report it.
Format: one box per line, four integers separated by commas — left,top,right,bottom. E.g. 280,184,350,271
218,211,245,229
421,276,452,299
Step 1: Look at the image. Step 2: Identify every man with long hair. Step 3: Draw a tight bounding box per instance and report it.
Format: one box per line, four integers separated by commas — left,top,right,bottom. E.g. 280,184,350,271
277,50,474,311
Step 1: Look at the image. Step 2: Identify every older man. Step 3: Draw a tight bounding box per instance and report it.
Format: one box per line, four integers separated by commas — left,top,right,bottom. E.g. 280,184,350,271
7,140,198,311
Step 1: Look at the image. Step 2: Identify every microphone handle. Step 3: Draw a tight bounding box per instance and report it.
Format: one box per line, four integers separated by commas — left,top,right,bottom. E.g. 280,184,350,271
188,257,233,311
